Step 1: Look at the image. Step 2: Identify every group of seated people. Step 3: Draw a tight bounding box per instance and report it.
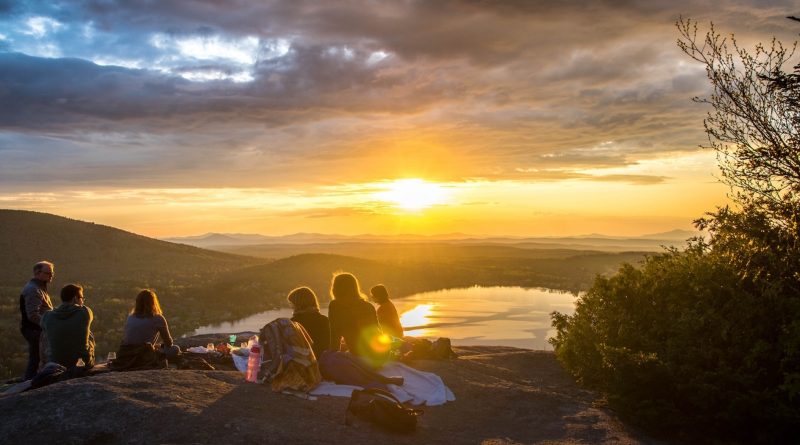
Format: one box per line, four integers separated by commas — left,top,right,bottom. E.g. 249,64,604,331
290,272,403,361
20,260,405,386
283,273,407,390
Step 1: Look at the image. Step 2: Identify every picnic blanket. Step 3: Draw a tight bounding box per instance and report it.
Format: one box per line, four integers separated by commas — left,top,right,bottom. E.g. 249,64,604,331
231,348,454,406
310,362,455,406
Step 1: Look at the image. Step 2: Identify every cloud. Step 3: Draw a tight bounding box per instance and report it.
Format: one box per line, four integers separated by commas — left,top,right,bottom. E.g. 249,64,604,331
0,0,793,190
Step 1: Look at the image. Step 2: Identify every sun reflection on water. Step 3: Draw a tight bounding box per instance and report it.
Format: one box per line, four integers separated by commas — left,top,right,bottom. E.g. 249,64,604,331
399,303,435,336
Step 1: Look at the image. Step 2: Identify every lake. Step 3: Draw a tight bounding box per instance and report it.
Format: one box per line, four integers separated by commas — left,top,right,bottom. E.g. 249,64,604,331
192,286,578,350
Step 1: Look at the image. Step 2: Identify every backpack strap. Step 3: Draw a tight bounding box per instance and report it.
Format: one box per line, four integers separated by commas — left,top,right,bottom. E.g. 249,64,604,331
358,387,404,405
357,388,423,415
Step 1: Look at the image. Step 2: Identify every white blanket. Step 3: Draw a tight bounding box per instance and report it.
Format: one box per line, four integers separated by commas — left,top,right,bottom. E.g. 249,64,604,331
232,354,249,372
309,362,455,406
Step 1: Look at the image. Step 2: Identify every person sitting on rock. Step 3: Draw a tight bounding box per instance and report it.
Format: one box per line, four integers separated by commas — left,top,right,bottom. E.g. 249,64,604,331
120,289,180,360
370,284,404,339
328,273,389,367
287,286,330,359
41,284,95,369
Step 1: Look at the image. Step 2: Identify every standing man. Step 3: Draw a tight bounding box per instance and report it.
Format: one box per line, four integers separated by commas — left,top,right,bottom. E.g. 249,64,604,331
41,284,95,369
19,261,55,380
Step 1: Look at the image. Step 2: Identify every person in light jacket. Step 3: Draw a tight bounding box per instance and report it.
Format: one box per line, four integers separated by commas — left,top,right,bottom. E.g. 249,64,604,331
19,261,55,379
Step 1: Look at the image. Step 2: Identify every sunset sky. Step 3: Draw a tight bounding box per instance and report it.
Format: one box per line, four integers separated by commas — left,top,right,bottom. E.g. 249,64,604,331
1,1,798,237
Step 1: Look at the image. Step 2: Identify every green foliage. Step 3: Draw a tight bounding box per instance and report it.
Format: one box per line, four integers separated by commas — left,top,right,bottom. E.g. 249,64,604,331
551,230,800,441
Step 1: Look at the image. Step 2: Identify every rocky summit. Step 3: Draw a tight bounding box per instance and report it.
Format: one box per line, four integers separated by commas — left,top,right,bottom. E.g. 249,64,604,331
0,346,661,445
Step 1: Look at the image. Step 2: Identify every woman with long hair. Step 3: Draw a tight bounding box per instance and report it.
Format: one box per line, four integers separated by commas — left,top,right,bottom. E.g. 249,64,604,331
287,286,330,359
327,272,388,362
121,289,180,359
322,274,402,386
370,284,404,339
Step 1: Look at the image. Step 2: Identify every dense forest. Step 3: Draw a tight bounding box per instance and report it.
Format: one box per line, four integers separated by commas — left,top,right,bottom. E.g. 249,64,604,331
0,209,646,380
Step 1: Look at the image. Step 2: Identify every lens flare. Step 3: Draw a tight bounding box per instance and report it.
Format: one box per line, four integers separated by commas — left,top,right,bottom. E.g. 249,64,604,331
369,333,392,353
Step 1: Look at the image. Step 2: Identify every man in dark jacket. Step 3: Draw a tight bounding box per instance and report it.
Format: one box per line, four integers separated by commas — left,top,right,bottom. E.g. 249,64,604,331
41,284,95,369
19,261,55,380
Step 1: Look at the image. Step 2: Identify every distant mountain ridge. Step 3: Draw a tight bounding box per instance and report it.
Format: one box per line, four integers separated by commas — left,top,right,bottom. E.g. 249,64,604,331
163,229,700,251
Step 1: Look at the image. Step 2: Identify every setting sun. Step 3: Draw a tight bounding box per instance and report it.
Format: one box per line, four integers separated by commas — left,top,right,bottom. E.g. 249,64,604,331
374,179,450,211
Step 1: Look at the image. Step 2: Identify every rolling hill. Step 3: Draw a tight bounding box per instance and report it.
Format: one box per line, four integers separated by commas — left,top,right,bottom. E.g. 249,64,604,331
0,209,263,287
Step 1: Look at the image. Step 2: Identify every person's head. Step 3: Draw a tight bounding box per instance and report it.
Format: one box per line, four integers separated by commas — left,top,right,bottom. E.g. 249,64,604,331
132,289,163,317
370,284,390,304
33,261,55,283
60,284,83,305
330,272,365,302
287,287,320,312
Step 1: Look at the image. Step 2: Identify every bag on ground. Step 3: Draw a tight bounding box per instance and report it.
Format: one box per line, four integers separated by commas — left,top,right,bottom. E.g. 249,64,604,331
346,387,423,433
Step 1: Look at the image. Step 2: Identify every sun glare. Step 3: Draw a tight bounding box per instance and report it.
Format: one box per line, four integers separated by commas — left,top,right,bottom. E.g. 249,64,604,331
375,179,449,211
400,303,435,337
400,304,434,328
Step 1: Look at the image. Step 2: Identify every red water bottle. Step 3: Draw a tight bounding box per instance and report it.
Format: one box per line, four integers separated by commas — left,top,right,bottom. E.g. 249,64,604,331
246,343,261,383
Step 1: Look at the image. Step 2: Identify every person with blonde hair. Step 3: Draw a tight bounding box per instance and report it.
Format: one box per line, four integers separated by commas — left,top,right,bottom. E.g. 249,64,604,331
120,289,180,359
321,275,403,386
287,286,330,359
328,273,384,361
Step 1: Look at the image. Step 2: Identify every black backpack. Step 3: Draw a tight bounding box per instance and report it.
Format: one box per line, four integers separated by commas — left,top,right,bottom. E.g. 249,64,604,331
345,388,423,433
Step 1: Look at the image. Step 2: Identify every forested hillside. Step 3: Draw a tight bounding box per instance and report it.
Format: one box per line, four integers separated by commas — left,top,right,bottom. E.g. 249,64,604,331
0,209,646,380
0,209,259,285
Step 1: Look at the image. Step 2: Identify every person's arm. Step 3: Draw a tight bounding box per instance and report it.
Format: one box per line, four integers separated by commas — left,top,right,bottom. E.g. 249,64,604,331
376,304,389,330
367,302,380,331
388,302,404,337
328,303,342,351
24,287,46,326
82,307,95,367
320,316,331,354
155,315,173,347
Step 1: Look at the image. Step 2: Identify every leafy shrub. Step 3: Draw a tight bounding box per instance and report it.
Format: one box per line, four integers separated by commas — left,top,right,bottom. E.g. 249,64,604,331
551,219,800,441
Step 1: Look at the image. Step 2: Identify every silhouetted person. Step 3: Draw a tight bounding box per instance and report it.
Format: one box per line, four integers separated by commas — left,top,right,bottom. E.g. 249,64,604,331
41,284,95,369
288,286,330,359
121,289,180,359
328,273,386,364
370,284,404,339
19,261,55,379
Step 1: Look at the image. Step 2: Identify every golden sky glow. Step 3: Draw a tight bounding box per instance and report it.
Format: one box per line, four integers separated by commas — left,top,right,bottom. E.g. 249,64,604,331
3,1,781,238
0,150,729,237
